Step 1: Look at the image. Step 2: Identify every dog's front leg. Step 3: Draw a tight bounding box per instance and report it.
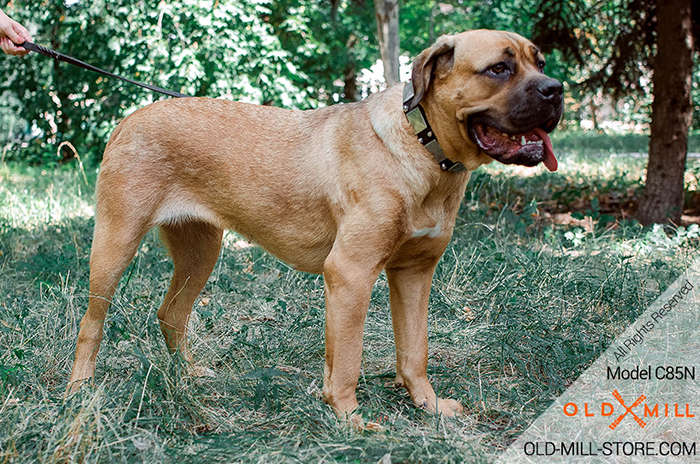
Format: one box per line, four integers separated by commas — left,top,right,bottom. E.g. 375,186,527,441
321,235,388,425
386,262,464,417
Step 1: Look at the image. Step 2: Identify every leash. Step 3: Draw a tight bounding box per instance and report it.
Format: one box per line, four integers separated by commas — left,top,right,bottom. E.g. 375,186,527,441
21,41,191,98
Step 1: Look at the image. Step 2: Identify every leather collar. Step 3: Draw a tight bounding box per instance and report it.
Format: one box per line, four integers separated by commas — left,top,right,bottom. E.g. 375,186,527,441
402,82,466,172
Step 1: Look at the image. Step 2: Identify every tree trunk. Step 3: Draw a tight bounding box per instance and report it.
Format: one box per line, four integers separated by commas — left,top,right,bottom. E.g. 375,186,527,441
589,98,600,132
344,35,358,102
636,0,694,225
375,0,400,87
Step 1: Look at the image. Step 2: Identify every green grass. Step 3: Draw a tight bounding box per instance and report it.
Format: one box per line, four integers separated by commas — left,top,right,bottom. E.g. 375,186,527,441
0,154,698,463
550,130,700,154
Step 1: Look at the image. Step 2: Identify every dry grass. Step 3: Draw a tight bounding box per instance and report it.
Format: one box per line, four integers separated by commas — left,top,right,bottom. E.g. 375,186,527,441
0,154,698,463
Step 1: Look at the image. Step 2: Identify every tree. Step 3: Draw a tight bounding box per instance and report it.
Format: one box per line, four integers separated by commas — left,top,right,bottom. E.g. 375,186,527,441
374,0,399,86
530,0,698,225
0,0,312,164
269,0,377,103
637,0,695,225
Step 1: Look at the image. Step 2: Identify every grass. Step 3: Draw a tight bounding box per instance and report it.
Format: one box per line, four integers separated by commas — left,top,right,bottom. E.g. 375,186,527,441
550,130,700,154
0,151,699,463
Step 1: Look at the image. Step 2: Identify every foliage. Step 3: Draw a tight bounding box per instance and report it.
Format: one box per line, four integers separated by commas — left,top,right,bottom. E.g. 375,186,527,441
400,0,539,57
0,0,387,165
693,62,700,130
0,0,310,165
269,0,378,103
529,0,700,132
531,0,657,98
1,0,698,166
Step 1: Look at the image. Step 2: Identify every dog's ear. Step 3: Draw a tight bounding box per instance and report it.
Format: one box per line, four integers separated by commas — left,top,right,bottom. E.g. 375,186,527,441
407,36,455,109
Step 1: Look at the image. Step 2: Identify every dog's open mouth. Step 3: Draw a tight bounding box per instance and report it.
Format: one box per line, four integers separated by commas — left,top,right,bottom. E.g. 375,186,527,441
469,123,558,172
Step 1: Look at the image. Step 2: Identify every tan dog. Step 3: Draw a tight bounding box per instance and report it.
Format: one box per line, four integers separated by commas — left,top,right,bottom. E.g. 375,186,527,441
67,29,563,425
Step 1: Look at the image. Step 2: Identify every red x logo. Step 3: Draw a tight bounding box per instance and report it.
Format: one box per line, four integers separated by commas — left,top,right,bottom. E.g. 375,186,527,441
609,390,646,430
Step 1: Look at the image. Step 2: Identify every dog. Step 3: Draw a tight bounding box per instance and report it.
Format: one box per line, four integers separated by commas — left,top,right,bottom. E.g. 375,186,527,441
67,29,563,427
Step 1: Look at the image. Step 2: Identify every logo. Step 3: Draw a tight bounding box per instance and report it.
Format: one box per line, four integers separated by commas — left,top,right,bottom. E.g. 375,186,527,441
609,390,646,430
563,391,695,428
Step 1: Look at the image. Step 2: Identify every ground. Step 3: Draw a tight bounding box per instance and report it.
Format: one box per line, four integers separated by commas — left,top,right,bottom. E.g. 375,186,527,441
0,150,698,463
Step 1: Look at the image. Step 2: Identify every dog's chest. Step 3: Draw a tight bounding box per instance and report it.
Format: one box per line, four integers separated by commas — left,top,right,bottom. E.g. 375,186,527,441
411,219,443,239
406,201,451,242
404,180,467,243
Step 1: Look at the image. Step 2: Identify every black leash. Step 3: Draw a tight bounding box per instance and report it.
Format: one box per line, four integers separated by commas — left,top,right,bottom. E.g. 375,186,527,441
21,41,191,98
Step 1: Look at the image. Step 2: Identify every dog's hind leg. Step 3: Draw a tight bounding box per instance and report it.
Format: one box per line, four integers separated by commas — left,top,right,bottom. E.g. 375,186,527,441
157,221,222,369
67,213,150,393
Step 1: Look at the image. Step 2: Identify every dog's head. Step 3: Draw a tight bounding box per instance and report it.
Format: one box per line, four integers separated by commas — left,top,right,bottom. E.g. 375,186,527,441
406,30,563,171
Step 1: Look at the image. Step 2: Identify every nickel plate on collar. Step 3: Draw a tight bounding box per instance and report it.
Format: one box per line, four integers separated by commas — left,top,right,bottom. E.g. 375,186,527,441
402,81,467,173
403,81,416,112
406,107,428,135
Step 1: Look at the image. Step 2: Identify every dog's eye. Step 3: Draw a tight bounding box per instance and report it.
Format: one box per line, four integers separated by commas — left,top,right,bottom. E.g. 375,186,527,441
490,63,507,75
537,60,546,72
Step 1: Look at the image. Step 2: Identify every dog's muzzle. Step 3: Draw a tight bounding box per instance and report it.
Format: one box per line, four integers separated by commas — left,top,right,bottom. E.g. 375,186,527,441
468,76,564,172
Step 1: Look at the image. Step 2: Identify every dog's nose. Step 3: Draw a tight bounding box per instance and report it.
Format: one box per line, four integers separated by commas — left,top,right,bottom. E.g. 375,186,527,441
537,78,563,100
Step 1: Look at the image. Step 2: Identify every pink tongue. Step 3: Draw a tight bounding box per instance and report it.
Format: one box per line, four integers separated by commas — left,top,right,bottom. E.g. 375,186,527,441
533,127,558,172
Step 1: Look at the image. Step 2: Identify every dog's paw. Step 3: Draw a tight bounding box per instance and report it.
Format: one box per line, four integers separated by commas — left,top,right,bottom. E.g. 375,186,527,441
420,397,464,417
348,413,385,432
436,398,464,417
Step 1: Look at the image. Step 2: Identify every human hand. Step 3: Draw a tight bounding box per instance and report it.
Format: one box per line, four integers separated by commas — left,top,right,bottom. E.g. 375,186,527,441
0,9,31,56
